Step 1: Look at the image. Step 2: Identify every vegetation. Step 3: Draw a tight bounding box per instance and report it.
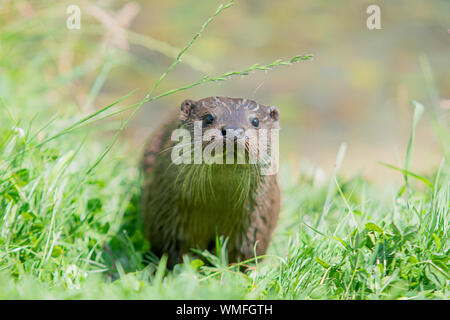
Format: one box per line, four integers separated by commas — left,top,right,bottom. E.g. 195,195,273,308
0,1,448,299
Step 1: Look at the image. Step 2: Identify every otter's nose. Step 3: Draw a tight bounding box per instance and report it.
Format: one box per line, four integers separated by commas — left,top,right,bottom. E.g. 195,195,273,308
221,126,245,139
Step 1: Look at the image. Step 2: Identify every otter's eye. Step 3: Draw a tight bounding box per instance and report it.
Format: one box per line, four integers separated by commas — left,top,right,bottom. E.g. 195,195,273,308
204,114,214,125
251,117,259,128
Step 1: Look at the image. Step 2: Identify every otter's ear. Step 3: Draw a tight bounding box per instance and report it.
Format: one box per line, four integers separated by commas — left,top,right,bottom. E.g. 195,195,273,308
269,106,280,121
180,99,196,121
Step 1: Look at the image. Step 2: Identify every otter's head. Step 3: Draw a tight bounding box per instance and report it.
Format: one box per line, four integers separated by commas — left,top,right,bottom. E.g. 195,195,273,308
175,97,279,203
179,96,279,163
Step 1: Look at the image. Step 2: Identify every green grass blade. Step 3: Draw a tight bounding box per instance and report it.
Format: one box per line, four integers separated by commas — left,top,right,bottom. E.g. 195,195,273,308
378,161,433,189
405,100,424,184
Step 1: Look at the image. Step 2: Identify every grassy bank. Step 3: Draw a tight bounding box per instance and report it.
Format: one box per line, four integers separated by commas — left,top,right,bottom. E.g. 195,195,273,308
0,104,448,299
0,1,448,299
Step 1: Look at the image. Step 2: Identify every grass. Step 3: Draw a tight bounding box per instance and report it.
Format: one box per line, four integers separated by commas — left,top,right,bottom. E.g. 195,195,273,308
0,1,448,299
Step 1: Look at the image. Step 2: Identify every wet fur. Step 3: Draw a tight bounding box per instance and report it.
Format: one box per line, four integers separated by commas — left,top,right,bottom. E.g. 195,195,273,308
141,97,280,266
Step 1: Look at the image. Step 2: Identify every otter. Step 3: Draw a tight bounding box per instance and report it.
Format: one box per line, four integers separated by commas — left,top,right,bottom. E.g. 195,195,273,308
141,96,280,267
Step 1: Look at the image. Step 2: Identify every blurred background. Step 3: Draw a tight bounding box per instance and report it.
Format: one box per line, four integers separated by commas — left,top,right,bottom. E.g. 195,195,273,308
1,0,449,183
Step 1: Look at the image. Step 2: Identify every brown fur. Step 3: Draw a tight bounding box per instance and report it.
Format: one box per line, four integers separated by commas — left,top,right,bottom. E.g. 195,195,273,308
141,97,280,266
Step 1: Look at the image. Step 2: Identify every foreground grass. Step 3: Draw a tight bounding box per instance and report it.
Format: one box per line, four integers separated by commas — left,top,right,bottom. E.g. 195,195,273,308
0,0,448,300
0,114,448,299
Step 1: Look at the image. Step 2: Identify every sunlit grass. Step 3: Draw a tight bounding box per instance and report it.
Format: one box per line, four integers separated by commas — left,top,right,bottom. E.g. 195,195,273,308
0,1,448,299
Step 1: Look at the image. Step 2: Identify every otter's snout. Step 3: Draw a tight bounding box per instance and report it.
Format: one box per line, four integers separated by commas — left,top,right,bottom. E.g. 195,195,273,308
221,126,245,140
